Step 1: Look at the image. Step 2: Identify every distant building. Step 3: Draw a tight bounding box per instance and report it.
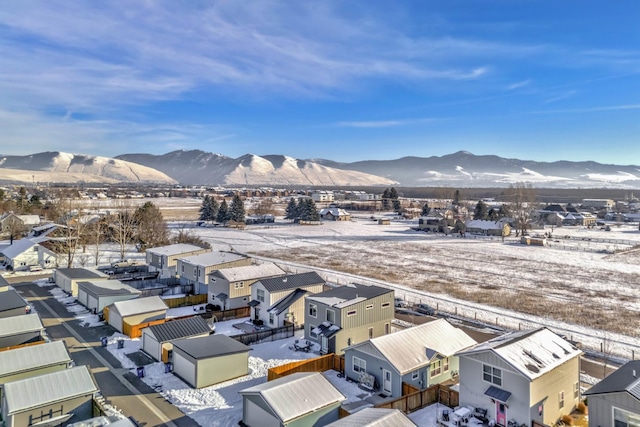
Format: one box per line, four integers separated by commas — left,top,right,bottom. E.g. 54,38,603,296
581,199,615,210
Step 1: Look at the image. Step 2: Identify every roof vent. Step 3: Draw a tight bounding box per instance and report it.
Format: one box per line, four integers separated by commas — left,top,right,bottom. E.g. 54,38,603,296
283,277,287,282
634,369,637,378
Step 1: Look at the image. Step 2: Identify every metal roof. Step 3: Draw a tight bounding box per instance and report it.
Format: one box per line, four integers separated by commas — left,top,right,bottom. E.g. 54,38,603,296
240,372,345,423
146,243,210,256
258,271,324,292
56,267,108,280
456,327,582,380
0,313,44,338
173,334,250,359
348,319,477,375
179,251,248,267
485,385,512,403
268,288,308,315
146,316,211,343
110,296,168,318
0,288,30,313
0,341,71,377
211,263,284,283
324,408,417,427
77,280,141,297
584,360,640,400
3,365,98,415
0,239,36,259
307,283,392,309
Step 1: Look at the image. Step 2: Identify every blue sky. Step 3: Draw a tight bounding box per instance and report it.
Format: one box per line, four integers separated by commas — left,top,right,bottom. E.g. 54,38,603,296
1,1,639,164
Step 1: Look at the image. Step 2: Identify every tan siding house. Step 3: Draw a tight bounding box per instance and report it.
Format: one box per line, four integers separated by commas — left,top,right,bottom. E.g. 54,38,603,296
146,244,211,279
177,251,252,295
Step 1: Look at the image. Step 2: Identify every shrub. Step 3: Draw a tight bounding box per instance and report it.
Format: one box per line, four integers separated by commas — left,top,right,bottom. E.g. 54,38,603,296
576,401,587,414
561,415,574,425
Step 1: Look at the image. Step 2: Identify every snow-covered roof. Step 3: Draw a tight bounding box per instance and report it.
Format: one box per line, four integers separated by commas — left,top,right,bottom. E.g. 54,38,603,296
110,296,168,318
324,408,417,426
180,251,248,267
211,263,284,283
77,280,141,297
349,319,477,375
0,341,71,377
306,283,391,309
0,238,36,259
240,372,345,423
466,220,504,230
0,313,44,338
14,215,41,225
456,328,582,380
3,366,98,415
319,208,350,217
146,243,210,257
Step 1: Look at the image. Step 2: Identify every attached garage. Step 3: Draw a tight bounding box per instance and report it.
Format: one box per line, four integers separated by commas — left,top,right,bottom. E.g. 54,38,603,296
141,316,212,362
172,334,251,389
77,280,141,314
106,296,168,335
54,268,109,297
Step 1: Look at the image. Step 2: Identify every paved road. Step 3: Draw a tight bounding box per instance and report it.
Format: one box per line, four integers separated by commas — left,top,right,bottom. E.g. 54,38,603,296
15,282,199,427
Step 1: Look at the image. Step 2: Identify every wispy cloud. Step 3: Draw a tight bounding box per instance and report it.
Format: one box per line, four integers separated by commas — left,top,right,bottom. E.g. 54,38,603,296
527,103,640,115
507,79,531,90
336,117,440,128
543,90,577,104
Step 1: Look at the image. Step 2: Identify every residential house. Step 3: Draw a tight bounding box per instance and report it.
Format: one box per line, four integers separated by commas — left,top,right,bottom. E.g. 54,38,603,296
54,268,109,297
418,216,445,232
105,296,168,335
146,243,212,279
319,207,351,221
581,199,615,210
208,262,285,310
0,239,57,271
0,287,31,318
0,214,40,235
177,251,252,295
0,341,73,405
141,316,212,363
344,318,477,397
465,220,511,237
172,334,251,389
250,271,325,328
312,191,335,203
239,372,346,427
456,328,582,427
583,360,640,427
77,280,142,315
0,313,46,349
304,283,395,355
1,365,99,427
324,408,417,427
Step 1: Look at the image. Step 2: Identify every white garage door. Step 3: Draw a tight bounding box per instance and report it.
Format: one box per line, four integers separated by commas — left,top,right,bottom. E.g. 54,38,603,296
173,352,196,387
142,332,160,361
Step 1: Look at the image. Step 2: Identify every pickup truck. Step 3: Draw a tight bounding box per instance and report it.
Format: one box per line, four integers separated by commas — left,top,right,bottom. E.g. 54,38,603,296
111,259,143,268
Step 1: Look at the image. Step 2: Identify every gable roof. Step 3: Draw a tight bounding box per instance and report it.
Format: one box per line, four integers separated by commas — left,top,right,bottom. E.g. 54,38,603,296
456,327,582,380
259,271,324,293
146,243,210,256
211,263,284,283
240,372,345,423
3,365,98,415
1,239,36,259
77,280,141,298
306,283,392,309
146,316,211,343
0,341,71,377
0,288,30,313
179,251,248,267
110,296,168,317
56,267,108,280
0,313,44,338
349,319,477,375
466,220,505,230
325,408,417,427
173,334,250,359
584,360,640,400
268,288,308,315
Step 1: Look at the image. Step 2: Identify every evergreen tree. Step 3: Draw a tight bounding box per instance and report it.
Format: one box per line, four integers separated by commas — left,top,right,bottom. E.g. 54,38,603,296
285,198,298,220
297,197,309,220
134,202,169,251
392,199,401,212
299,198,319,221
216,199,229,223
199,195,219,222
474,200,488,220
389,187,398,199
421,202,431,216
488,208,499,221
229,194,246,222
453,189,461,206
498,204,511,218
381,188,391,210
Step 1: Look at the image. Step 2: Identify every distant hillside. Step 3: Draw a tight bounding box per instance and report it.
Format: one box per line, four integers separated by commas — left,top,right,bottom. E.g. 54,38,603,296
0,152,177,184
116,150,398,186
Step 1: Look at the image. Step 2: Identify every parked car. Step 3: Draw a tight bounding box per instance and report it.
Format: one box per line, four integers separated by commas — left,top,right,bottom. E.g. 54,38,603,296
394,297,408,308
111,259,143,268
414,303,435,316
29,265,43,272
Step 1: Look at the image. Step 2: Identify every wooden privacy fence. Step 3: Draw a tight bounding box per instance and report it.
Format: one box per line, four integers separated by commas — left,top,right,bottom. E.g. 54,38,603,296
375,384,459,414
163,294,208,309
201,306,250,321
233,323,294,346
267,353,338,381
0,339,46,352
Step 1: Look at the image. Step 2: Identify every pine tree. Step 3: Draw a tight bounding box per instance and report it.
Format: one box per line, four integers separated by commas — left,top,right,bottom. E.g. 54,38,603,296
382,188,391,210
285,198,298,220
474,200,488,220
199,195,218,222
498,204,511,218
216,199,229,223
305,199,320,221
421,202,430,216
229,194,246,223
297,197,309,220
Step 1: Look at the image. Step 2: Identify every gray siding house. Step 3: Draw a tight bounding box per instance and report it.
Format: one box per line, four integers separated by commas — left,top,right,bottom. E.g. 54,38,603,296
146,243,212,279
584,360,640,427
344,318,477,397
208,263,284,310
456,328,582,427
177,251,252,295
0,288,31,318
304,283,394,355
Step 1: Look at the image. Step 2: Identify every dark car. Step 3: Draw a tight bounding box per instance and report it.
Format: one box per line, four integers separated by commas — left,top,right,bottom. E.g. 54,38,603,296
414,303,435,316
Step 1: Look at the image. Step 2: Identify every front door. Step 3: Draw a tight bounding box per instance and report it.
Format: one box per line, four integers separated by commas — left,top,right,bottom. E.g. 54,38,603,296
496,401,507,426
383,369,392,395
321,337,328,354
254,307,260,320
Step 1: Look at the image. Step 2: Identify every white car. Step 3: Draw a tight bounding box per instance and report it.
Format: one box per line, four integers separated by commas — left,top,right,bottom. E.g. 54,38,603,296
394,297,408,308
111,259,143,268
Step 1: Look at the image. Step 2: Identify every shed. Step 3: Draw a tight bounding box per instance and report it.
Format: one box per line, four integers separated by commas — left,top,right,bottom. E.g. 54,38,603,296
172,334,251,389
54,268,109,297
324,408,417,426
0,288,31,318
106,296,168,335
240,372,346,427
141,316,212,362
1,365,99,427
0,313,45,350
77,280,142,314
0,341,72,403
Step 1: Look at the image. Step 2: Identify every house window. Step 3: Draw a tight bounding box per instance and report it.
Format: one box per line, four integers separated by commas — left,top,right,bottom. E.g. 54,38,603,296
309,304,317,318
381,302,390,308
365,304,373,310
326,309,335,323
353,357,366,373
181,265,184,273
483,364,502,386
412,370,420,381
430,360,442,377
559,391,564,409
347,309,357,317
269,313,275,325
257,289,265,302
574,382,579,399
309,325,317,339
443,357,449,372
613,407,640,427
234,282,244,289
368,327,373,339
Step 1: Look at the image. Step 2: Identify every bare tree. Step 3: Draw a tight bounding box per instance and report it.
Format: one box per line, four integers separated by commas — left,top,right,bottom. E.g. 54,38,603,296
251,198,275,218
109,200,137,261
48,197,86,268
3,215,27,244
505,182,537,237
85,217,107,266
